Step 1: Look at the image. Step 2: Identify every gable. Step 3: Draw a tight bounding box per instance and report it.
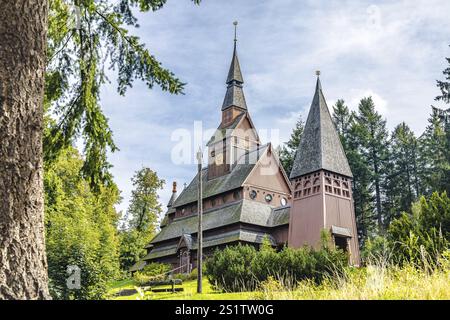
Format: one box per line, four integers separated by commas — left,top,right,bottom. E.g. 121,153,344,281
244,145,291,195
232,114,259,144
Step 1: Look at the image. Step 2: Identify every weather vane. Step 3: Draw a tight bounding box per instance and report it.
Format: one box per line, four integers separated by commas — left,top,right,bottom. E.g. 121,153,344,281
316,70,321,77
233,21,238,42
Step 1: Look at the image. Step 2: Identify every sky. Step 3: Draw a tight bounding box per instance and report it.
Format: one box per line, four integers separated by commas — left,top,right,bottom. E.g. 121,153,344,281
99,0,450,215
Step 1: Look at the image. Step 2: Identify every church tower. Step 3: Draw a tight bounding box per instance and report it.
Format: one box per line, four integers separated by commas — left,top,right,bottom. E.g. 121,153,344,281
207,22,260,180
288,73,360,265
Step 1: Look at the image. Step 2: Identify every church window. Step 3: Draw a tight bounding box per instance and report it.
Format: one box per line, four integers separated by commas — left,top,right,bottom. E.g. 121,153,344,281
265,194,273,203
211,199,216,207
249,190,257,200
211,150,215,158
280,197,287,206
233,190,241,200
222,195,227,204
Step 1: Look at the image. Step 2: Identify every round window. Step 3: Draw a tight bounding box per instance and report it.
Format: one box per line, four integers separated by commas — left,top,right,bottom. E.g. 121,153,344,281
265,194,273,203
280,197,287,206
249,190,257,199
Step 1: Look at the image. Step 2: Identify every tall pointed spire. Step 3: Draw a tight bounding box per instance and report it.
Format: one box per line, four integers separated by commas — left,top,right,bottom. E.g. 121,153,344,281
290,72,353,179
222,21,247,111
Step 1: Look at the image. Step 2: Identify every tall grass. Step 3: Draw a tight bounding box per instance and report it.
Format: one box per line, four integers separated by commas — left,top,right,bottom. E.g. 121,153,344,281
254,250,450,300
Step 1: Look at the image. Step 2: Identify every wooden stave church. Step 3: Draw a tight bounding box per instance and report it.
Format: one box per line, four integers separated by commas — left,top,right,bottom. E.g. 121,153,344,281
130,36,360,273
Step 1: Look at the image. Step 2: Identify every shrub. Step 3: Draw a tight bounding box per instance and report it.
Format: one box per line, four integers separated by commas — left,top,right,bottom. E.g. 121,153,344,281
172,268,198,281
205,238,348,292
133,262,171,285
206,244,258,292
387,192,450,267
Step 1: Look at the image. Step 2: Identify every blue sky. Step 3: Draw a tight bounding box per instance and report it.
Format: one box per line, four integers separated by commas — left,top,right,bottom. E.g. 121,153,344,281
99,0,450,215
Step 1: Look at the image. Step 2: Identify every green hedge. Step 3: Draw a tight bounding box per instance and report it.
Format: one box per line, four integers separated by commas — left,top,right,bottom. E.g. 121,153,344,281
205,237,348,292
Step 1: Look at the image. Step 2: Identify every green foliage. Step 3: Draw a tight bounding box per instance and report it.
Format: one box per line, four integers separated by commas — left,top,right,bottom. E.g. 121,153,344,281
332,99,377,244
205,239,348,292
383,123,421,225
119,167,164,270
119,230,149,271
388,192,450,267
133,262,171,285
354,97,390,231
172,268,198,281
332,99,353,147
279,116,304,176
44,0,200,190
44,147,121,299
127,167,164,232
436,50,450,104
420,108,450,195
206,244,258,292
141,262,171,277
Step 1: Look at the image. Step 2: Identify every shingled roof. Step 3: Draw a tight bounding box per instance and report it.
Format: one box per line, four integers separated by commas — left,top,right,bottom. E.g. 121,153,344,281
222,84,247,111
150,199,289,245
142,229,277,261
206,112,245,146
222,40,247,111
173,145,268,208
290,77,353,179
226,41,243,84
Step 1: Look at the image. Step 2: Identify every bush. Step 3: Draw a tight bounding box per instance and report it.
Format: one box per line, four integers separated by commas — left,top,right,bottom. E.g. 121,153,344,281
205,237,348,292
133,262,171,285
172,268,198,281
206,244,258,291
387,192,450,267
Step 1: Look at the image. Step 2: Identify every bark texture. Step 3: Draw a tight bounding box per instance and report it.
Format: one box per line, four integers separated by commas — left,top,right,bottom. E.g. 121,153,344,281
0,0,50,299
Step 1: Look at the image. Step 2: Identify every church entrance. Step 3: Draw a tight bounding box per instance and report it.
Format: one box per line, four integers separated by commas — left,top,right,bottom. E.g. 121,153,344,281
334,235,349,253
179,249,191,274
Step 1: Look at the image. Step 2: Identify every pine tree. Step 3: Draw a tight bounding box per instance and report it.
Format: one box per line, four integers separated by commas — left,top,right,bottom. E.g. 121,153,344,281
1,0,201,297
44,0,201,191
436,49,450,104
420,108,449,194
431,51,450,194
384,123,420,225
332,100,376,245
332,99,353,144
0,0,50,299
279,116,305,176
354,97,390,232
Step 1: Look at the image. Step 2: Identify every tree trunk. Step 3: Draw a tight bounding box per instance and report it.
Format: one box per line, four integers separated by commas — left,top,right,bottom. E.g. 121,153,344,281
0,0,50,299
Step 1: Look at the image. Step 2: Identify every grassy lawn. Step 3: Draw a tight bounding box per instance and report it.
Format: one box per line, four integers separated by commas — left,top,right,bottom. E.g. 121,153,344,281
108,264,450,300
107,278,254,300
